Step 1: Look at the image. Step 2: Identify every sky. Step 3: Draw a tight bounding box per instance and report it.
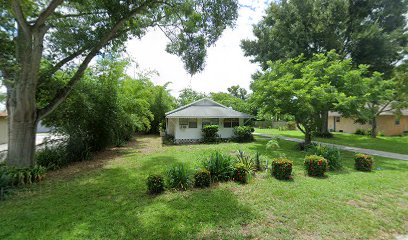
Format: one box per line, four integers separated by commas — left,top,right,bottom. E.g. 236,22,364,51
125,0,270,97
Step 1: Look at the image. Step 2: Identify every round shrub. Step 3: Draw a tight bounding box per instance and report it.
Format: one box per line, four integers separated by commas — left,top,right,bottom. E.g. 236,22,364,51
146,174,165,194
354,154,374,172
194,169,211,188
232,126,254,143
266,139,280,151
304,155,328,177
271,158,293,180
232,163,248,184
307,144,342,171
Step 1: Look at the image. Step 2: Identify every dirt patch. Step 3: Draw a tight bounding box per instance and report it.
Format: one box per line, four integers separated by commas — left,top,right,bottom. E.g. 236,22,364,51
46,135,162,180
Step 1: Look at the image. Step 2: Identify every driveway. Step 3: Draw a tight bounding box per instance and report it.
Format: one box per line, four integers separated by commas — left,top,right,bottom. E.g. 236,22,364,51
254,133,408,161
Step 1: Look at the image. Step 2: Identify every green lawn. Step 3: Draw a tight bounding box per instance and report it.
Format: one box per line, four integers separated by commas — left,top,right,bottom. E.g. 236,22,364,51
0,136,407,239
255,128,408,155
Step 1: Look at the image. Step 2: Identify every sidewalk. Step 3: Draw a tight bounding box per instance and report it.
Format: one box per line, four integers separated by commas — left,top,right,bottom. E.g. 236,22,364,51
254,133,408,161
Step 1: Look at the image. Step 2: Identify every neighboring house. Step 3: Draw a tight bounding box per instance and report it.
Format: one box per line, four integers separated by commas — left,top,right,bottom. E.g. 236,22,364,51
165,98,252,144
328,110,408,136
0,111,51,145
0,112,7,144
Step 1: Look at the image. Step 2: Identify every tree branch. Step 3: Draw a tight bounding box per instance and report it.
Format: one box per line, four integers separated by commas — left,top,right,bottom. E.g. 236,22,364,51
296,122,306,134
11,0,31,36
37,1,153,119
33,0,64,29
39,46,88,82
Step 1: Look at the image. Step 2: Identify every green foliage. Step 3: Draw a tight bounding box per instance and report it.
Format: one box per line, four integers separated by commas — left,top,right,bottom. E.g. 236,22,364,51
43,57,158,160
177,88,207,106
0,164,46,188
241,0,407,75
146,175,165,195
36,143,67,170
254,152,263,171
148,84,176,133
307,145,342,171
232,163,248,184
304,155,328,177
354,154,374,172
167,164,191,191
193,169,211,188
355,129,367,135
271,158,293,180
202,125,220,143
202,151,233,182
266,139,280,151
251,51,365,144
232,126,254,143
235,150,255,174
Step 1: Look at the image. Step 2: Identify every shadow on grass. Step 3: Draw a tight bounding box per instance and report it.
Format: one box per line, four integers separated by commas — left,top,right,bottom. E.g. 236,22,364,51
0,166,255,239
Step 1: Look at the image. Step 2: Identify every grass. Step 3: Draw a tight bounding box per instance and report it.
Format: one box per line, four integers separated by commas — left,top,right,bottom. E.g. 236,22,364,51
0,135,407,239
255,128,408,155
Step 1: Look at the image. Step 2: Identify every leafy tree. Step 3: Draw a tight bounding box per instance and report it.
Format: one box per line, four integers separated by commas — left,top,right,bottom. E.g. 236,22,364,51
210,92,252,114
177,88,207,106
0,0,238,167
148,83,176,133
337,71,406,138
251,52,365,145
227,85,248,100
241,0,407,75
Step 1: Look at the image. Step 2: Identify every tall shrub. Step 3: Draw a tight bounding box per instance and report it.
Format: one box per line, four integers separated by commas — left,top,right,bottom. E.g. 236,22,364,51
202,125,220,143
233,126,254,142
202,151,233,182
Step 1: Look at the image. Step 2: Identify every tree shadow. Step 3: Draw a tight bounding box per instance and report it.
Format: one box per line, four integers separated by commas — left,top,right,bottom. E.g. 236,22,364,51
0,166,255,239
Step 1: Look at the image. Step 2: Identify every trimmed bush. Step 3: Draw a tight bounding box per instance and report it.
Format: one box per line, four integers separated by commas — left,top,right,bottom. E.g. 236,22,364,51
167,164,191,190
271,158,293,180
307,144,342,171
146,174,165,194
232,163,248,184
304,155,328,177
202,151,233,182
202,125,220,143
355,129,367,135
194,169,211,188
233,126,254,142
354,154,374,172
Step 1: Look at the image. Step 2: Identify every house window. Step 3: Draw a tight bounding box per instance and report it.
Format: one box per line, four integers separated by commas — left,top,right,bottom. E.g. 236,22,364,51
395,118,400,125
179,118,197,128
335,117,341,123
202,118,219,128
188,119,197,128
179,118,188,129
224,118,239,128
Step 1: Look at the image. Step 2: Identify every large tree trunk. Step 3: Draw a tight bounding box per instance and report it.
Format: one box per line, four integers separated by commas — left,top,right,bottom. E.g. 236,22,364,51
370,116,377,138
6,25,45,167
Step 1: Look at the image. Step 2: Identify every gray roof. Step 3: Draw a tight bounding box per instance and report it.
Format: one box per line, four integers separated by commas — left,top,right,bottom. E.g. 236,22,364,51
166,98,253,118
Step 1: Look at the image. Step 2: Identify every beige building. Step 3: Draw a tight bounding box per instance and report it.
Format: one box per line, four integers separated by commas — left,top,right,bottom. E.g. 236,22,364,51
328,111,408,136
0,112,7,144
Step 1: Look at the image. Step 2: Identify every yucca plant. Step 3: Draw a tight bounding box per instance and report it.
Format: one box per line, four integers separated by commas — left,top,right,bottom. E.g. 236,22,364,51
167,164,191,190
236,150,255,174
202,151,233,182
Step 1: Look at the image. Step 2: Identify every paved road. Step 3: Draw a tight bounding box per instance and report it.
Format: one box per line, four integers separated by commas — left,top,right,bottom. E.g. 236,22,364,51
254,133,408,161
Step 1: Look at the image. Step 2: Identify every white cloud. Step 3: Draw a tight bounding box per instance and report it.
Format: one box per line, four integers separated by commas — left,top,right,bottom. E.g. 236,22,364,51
125,0,270,97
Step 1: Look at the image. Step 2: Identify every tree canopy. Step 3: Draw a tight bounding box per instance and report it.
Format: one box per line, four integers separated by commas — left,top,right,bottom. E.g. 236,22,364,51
241,0,408,75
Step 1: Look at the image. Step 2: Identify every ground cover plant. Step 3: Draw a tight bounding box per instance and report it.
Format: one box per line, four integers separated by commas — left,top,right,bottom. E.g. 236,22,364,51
0,136,407,239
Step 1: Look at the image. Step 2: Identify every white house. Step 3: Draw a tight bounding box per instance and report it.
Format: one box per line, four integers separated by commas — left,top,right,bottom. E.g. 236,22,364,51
165,98,252,144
